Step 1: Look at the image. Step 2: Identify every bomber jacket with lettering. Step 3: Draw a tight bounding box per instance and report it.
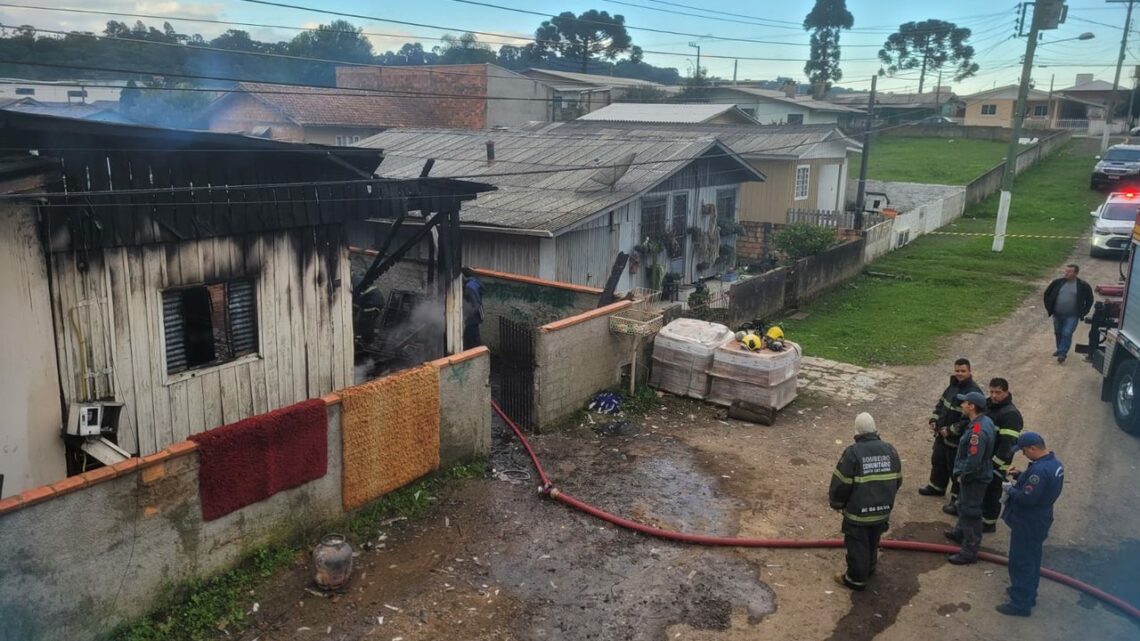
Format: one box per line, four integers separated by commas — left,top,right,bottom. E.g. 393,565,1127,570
931,376,983,448
987,394,1025,476
829,433,903,526
952,415,996,484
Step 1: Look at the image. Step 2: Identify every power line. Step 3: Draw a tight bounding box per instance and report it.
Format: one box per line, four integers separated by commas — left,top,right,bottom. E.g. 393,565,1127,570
0,3,878,64
638,0,1015,34
0,119,930,201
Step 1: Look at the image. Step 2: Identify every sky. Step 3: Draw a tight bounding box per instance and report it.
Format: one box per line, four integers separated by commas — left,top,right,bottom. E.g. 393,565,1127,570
0,0,1136,94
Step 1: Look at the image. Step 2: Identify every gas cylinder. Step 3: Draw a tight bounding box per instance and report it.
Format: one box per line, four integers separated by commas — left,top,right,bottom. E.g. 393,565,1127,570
312,533,353,590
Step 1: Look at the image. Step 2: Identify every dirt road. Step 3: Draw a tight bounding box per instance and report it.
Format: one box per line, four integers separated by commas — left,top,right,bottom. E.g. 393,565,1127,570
228,246,1140,641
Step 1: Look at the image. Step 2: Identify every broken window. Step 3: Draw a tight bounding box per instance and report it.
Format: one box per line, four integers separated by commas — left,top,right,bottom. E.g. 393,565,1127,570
163,280,258,375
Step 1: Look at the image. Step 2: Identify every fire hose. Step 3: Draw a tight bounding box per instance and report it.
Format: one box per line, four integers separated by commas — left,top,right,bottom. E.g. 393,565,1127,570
490,401,1140,622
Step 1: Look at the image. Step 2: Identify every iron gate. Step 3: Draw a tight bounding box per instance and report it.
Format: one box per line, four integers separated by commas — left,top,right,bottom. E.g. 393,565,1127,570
496,317,536,430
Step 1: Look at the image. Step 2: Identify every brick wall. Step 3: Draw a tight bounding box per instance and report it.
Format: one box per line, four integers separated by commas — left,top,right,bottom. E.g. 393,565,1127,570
336,65,488,129
532,301,634,428
736,221,773,263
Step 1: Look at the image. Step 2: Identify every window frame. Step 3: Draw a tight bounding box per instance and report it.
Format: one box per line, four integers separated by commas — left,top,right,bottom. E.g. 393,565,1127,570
160,278,260,383
794,165,811,201
1033,104,1048,117
786,113,805,125
980,104,998,116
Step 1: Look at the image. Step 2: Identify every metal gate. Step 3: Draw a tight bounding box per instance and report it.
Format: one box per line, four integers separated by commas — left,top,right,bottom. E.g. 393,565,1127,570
496,317,536,429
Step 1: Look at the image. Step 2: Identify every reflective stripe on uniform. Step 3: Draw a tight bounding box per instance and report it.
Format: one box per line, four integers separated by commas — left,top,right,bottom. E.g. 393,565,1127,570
843,510,889,524
992,455,1011,471
997,428,1021,439
832,469,853,484
983,518,998,525
853,472,902,484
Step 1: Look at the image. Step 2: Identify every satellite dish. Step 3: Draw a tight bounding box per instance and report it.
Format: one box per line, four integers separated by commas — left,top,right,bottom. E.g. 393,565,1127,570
580,152,636,191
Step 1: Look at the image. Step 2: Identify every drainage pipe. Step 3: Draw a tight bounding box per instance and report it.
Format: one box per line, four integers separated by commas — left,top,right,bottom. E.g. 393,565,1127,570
491,401,1140,622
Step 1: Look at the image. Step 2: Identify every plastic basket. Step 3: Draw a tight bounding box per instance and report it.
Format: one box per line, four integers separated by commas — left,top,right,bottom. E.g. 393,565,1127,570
609,308,664,336
628,287,662,309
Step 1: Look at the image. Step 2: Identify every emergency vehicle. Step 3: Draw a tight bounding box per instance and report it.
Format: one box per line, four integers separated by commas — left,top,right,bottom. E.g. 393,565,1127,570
1085,190,1140,434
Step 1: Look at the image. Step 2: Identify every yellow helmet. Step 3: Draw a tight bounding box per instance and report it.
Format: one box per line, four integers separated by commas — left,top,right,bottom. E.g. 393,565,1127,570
765,326,785,341
741,333,764,351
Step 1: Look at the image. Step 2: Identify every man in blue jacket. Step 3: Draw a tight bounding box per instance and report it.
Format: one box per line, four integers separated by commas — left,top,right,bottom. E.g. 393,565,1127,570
997,432,1065,617
944,391,995,565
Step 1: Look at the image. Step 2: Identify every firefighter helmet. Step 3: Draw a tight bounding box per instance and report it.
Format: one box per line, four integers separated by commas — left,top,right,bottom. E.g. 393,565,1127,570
741,332,764,351
765,326,785,341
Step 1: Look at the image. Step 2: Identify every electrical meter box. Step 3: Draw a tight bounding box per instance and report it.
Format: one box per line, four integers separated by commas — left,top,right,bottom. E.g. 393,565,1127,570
65,402,123,438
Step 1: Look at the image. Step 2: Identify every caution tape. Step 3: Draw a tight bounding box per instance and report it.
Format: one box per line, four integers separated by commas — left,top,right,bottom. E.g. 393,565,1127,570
928,231,1086,239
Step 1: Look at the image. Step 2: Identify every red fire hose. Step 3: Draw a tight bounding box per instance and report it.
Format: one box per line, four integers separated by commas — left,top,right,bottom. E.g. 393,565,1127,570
491,401,1140,622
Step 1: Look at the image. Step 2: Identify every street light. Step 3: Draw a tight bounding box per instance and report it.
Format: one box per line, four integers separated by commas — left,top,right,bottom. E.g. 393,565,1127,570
1040,31,1096,45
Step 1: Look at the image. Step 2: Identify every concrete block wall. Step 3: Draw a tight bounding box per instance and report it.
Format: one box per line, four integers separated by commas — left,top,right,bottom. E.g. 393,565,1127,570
728,267,788,326
793,239,865,303
0,347,491,641
532,301,634,428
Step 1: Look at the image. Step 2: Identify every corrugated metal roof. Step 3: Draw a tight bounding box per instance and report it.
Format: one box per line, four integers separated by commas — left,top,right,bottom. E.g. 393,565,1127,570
522,68,664,89
688,87,863,113
357,127,763,233
527,121,858,158
578,103,757,124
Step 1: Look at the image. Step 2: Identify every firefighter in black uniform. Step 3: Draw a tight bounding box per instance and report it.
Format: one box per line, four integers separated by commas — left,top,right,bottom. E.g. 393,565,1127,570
829,412,903,591
983,377,1024,532
918,358,982,514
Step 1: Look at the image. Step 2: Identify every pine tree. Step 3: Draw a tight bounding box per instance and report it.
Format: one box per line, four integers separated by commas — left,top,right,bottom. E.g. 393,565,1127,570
803,0,854,100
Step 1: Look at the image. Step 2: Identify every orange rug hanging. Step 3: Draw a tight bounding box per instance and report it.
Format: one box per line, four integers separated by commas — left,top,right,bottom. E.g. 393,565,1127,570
340,363,441,512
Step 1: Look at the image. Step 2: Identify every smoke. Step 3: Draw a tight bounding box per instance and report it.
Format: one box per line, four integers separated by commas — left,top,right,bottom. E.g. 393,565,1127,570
357,295,447,383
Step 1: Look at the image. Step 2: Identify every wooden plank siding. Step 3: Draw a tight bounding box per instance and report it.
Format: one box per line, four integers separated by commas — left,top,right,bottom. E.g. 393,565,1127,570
48,227,353,456
737,158,843,225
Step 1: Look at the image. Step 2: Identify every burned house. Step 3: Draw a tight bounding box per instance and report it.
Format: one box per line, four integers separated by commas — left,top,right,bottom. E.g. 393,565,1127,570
0,111,490,496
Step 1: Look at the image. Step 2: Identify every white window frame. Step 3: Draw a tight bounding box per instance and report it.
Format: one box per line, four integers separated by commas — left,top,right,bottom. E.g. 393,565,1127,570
981,104,998,116
1033,104,1048,117
794,165,811,201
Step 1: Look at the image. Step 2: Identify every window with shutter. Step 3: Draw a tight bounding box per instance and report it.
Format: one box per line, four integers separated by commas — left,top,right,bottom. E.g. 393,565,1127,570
163,279,258,375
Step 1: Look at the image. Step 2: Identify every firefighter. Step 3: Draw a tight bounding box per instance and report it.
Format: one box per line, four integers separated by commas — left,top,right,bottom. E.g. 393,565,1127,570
997,432,1065,617
982,377,1024,532
944,391,996,565
918,358,982,512
829,412,903,591
462,267,484,350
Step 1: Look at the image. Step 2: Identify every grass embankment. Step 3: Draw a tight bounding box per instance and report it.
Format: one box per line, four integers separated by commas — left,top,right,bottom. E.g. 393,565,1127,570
848,136,1016,185
108,460,484,641
783,142,1104,366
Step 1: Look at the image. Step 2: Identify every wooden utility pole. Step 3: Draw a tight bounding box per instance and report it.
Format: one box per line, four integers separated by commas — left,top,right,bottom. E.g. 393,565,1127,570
854,75,877,229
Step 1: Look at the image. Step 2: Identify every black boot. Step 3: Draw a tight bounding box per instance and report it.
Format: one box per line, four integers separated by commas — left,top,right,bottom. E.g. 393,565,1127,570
918,486,945,497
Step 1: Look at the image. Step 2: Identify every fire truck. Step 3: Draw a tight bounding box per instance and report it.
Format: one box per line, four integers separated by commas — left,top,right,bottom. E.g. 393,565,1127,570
1085,192,1140,434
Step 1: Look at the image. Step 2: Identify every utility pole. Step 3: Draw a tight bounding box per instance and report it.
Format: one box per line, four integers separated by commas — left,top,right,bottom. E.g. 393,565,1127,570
993,2,1044,252
733,59,738,85
689,42,701,77
1129,65,1139,128
1103,0,1135,151
854,75,877,229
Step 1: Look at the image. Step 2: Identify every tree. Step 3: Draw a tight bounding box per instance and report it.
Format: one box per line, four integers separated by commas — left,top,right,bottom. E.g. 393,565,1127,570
803,0,853,100
436,32,496,65
288,20,374,64
615,84,669,103
878,20,978,94
532,10,634,73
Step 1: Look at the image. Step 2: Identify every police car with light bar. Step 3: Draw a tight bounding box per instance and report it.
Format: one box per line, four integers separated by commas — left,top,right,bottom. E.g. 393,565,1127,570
1090,191,1140,258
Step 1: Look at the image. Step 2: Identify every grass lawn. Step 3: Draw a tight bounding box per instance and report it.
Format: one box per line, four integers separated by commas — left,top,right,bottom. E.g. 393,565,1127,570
848,136,1017,185
782,141,1104,366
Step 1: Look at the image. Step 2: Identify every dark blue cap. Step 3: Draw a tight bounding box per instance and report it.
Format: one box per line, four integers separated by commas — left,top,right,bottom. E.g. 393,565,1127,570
955,391,987,410
1011,431,1046,453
